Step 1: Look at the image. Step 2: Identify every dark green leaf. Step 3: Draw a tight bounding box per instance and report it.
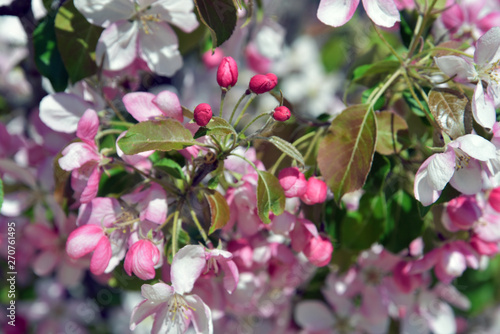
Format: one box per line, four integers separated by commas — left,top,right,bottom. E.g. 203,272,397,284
118,119,194,155
205,190,230,234
256,170,285,224
207,175,219,189
362,86,386,111
402,90,430,117
317,104,377,203
382,190,425,253
154,158,184,180
351,60,400,84
341,193,386,251
33,14,68,92
55,0,103,83
194,0,237,48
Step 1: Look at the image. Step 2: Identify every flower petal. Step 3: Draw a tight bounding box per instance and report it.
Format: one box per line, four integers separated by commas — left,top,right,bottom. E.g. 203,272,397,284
184,294,213,334
96,20,138,72
90,235,112,275
472,83,497,130
59,142,100,171
141,282,174,302
152,90,183,122
138,22,182,77
294,300,335,330
123,92,164,122
427,150,455,191
66,224,104,259
434,55,475,81
74,0,133,27
220,260,239,294
362,0,400,28
455,134,497,161
474,26,500,65
39,93,92,133
171,245,206,295
130,300,164,331
151,0,199,33
79,164,102,204
33,250,59,276
76,109,99,144
317,0,360,28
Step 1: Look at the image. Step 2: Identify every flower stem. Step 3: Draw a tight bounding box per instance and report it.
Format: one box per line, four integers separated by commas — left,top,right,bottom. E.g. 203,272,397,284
171,208,181,256
219,90,226,117
233,95,256,128
228,92,249,124
188,204,212,247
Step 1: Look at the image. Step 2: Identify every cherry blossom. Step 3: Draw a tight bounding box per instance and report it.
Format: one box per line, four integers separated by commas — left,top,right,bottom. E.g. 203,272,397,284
435,27,500,129
75,0,199,76
414,134,496,206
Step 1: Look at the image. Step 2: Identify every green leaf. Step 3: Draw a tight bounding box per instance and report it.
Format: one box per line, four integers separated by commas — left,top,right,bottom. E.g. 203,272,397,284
317,105,377,202
194,0,237,48
341,193,386,251
267,136,305,167
351,60,400,84
382,190,425,253
207,175,219,190
154,158,184,180
402,90,430,117
33,14,69,92
256,170,286,224
362,86,385,111
118,119,195,155
54,0,103,83
194,117,236,139
205,190,230,234
375,111,408,155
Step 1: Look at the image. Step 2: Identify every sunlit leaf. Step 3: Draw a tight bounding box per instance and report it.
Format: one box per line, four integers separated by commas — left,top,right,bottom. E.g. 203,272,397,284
428,88,470,139
267,136,305,167
154,158,184,180
317,104,377,202
33,14,68,92
375,111,408,155
194,117,236,139
257,170,285,224
54,0,103,83
205,190,230,234
194,0,237,48
118,119,194,155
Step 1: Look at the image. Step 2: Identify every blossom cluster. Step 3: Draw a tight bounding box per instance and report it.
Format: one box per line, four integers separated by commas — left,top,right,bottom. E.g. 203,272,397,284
2,0,500,333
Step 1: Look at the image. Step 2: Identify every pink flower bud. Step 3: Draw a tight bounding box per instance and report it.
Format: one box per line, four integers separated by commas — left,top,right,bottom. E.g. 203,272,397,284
273,106,291,122
202,48,224,69
124,239,160,280
303,235,333,267
249,73,278,94
489,187,500,212
194,103,212,126
300,177,328,205
217,56,238,88
442,196,480,232
470,235,498,256
278,167,307,198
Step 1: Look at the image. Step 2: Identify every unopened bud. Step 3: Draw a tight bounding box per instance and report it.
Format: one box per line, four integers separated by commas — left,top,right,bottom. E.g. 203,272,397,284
249,73,278,94
194,103,212,127
489,187,500,212
217,56,238,89
278,167,307,198
303,236,333,267
300,177,328,205
273,106,291,122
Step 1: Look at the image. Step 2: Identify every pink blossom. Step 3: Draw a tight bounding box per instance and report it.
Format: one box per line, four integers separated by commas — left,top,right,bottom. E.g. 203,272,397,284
408,240,480,284
469,234,499,255
130,244,213,333
193,103,213,126
58,109,105,203
278,167,307,198
273,106,291,122
317,0,400,28
249,73,278,94
303,235,333,267
442,195,481,232
216,56,238,89
301,177,328,205
124,239,161,280
122,90,184,123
